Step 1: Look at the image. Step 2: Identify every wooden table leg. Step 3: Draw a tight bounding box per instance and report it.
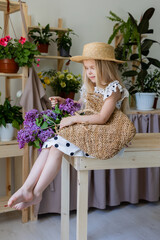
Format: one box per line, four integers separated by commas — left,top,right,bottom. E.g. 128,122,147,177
61,157,70,240
76,170,88,240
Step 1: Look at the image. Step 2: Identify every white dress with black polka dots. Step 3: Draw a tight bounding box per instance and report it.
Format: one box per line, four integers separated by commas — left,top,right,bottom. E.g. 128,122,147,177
42,80,129,157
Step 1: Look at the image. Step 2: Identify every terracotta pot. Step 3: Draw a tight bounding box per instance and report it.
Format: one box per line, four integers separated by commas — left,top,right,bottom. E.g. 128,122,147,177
0,59,19,73
59,92,75,99
37,44,49,53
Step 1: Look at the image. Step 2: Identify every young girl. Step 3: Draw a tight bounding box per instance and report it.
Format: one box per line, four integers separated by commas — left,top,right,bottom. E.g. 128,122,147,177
7,42,130,210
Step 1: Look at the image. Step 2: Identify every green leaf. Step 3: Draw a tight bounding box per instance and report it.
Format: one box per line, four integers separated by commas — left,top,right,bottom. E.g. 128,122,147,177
146,29,154,34
141,50,149,56
12,119,20,130
141,39,157,52
2,118,6,127
138,8,155,34
41,121,48,129
128,12,138,29
34,139,40,149
130,54,139,60
122,70,138,77
142,7,155,21
147,58,160,68
137,70,148,83
108,25,121,44
36,118,43,126
54,104,61,114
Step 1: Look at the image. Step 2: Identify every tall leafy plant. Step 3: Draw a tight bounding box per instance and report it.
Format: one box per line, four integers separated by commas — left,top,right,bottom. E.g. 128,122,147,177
107,8,160,94
107,11,140,60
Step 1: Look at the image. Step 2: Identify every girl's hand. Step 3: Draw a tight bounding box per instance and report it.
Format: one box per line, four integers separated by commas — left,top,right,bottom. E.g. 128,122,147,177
60,116,76,129
49,96,66,108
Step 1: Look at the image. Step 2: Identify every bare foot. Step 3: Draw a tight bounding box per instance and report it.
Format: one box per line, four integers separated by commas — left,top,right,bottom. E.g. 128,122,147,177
8,187,33,208
13,194,42,210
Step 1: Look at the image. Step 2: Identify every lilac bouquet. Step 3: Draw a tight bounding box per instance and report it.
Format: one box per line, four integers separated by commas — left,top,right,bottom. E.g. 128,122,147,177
17,98,81,150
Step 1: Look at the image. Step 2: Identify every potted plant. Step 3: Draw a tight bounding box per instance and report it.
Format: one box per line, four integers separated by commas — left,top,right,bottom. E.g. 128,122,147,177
0,95,24,141
28,23,54,53
107,8,160,110
54,28,77,57
0,36,40,73
135,69,160,109
38,69,56,89
49,69,82,98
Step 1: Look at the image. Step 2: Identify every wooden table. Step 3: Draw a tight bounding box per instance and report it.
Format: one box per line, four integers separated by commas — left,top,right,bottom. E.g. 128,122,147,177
61,133,160,240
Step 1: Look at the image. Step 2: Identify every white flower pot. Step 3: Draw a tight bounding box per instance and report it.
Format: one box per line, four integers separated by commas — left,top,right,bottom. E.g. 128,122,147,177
135,92,156,110
0,123,15,141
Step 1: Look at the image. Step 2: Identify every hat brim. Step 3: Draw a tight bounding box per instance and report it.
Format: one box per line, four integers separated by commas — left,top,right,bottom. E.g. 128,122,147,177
70,56,125,64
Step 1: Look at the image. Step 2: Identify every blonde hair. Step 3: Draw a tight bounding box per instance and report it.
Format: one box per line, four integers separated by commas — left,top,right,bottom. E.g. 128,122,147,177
83,60,124,93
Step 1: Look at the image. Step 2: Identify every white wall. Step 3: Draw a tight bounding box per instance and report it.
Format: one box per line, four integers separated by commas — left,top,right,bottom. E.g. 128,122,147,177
0,0,160,196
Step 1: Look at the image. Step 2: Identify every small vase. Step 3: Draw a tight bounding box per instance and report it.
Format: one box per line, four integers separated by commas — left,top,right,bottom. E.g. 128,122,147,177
37,44,49,53
0,59,19,73
0,123,15,141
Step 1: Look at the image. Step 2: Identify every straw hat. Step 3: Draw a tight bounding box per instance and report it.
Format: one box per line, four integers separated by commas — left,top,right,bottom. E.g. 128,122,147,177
70,42,125,64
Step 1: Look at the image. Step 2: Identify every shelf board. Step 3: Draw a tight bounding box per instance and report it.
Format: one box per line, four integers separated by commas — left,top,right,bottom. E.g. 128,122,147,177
28,26,69,33
35,55,70,60
0,196,15,213
0,139,18,146
128,108,160,115
0,73,23,78
0,0,21,13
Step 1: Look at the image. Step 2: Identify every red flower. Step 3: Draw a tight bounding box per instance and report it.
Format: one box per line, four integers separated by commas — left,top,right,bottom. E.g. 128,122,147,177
0,38,7,46
19,37,26,45
4,36,11,42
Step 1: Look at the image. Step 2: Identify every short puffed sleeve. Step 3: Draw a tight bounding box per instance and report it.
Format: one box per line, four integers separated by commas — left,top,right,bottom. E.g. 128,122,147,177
94,80,129,109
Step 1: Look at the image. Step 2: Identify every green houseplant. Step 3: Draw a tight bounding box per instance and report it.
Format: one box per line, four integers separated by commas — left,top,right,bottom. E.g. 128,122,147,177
0,97,23,130
54,28,77,57
49,69,82,98
38,69,56,89
0,35,40,73
28,23,54,53
107,8,160,110
0,95,24,141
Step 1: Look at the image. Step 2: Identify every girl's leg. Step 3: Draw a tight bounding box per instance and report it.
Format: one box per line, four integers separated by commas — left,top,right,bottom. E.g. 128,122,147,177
8,148,50,208
14,146,63,210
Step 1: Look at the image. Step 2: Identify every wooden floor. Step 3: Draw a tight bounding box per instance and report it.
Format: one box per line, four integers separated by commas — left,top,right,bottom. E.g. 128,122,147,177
0,201,160,240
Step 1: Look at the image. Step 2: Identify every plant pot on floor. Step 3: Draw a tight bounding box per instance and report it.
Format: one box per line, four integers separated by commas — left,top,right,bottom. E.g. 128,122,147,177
0,59,19,73
135,92,156,111
0,123,15,141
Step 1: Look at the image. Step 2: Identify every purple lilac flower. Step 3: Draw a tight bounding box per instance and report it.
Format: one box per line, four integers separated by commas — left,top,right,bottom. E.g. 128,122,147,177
37,128,55,143
59,98,81,115
17,99,81,150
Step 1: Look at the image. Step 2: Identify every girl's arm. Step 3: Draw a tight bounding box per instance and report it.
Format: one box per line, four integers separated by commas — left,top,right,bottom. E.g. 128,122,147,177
60,88,121,129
